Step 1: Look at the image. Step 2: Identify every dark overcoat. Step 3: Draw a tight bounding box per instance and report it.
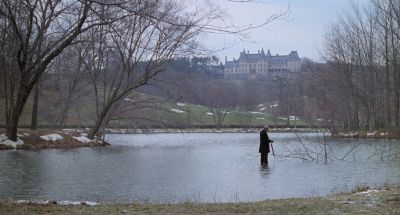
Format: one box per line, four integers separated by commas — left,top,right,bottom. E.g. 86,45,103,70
259,129,272,154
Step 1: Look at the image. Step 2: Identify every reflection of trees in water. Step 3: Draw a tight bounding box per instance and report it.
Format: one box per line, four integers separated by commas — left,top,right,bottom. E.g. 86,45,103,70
275,132,400,164
0,152,43,198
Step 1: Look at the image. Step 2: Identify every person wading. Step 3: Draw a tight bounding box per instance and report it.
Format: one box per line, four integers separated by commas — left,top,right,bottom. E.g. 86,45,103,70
259,125,273,165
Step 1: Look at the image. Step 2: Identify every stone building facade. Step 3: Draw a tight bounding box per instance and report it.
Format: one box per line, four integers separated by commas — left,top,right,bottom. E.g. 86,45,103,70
224,49,301,79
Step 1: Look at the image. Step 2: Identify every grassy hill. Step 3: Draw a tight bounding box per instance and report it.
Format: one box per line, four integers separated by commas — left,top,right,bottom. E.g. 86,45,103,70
0,93,308,129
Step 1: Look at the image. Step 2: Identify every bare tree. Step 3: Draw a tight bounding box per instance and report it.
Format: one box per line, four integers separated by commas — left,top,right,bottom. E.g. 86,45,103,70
84,0,217,139
0,0,105,140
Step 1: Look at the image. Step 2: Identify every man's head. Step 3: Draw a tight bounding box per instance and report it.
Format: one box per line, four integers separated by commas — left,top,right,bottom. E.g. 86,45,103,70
263,125,269,131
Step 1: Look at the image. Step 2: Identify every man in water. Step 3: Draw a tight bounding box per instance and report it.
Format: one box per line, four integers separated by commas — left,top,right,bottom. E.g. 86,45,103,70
259,125,273,165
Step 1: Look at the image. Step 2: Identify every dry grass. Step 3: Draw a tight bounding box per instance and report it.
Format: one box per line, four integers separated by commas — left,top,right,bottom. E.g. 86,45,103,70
1,188,399,215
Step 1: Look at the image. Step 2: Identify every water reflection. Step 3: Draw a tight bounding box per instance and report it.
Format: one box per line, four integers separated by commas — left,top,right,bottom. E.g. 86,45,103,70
259,164,271,178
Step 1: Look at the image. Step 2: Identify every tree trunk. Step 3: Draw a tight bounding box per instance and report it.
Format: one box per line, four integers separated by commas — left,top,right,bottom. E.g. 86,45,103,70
88,103,113,140
396,90,400,128
6,86,32,141
30,82,40,130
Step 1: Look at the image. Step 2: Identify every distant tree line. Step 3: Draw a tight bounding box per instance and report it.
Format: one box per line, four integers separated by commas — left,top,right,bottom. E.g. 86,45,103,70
305,0,400,132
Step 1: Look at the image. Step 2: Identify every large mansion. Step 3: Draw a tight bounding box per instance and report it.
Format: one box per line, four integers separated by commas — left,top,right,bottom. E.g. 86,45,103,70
224,49,301,79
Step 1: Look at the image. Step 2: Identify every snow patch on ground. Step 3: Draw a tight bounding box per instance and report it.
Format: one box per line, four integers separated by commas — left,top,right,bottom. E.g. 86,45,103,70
259,107,266,111
58,200,98,206
16,200,98,206
124,98,135,102
16,200,49,205
0,134,24,147
367,132,376,136
278,116,299,120
206,112,213,116
171,108,184,113
256,117,265,120
355,189,382,195
249,111,264,114
17,133,29,137
73,136,92,143
40,134,64,141
176,102,185,106
269,104,279,108
343,132,358,137
258,104,264,107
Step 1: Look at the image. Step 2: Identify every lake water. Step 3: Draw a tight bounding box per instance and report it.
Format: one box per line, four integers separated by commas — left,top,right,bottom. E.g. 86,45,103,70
0,132,399,203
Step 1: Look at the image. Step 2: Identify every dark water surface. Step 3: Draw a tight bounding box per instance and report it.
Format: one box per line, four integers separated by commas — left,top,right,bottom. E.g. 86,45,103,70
0,133,399,203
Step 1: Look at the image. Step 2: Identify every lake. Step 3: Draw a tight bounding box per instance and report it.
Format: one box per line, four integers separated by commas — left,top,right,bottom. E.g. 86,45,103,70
0,132,399,203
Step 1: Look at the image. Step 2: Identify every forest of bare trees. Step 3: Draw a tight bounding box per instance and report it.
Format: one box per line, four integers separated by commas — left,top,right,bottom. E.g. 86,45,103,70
0,0,289,141
305,0,400,132
0,0,224,140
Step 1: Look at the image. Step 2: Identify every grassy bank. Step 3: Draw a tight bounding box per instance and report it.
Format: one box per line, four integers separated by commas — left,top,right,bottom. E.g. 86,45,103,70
0,129,108,150
1,188,399,215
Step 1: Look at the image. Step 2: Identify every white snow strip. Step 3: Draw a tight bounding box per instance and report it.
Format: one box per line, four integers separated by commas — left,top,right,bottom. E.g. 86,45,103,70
124,98,135,102
249,111,264,114
16,200,98,206
80,133,88,136
259,107,266,111
171,108,184,113
256,117,265,120
73,136,92,143
206,112,213,116
356,189,381,195
258,104,264,107
63,129,76,132
269,104,279,108
278,116,299,120
380,132,389,136
40,134,64,141
16,200,49,205
176,102,185,106
58,200,98,206
367,132,376,136
0,134,24,147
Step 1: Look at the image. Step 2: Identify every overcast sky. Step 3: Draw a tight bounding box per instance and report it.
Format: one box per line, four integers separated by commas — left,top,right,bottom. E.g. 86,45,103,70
202,0,369,62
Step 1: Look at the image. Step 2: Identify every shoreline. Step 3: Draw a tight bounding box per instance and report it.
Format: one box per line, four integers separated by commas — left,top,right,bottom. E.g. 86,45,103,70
1,187,399,214
2,127,399,151
333,130,400,139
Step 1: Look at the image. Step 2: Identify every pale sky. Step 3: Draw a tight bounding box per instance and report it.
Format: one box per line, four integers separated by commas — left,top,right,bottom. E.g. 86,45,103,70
201,0,369,62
